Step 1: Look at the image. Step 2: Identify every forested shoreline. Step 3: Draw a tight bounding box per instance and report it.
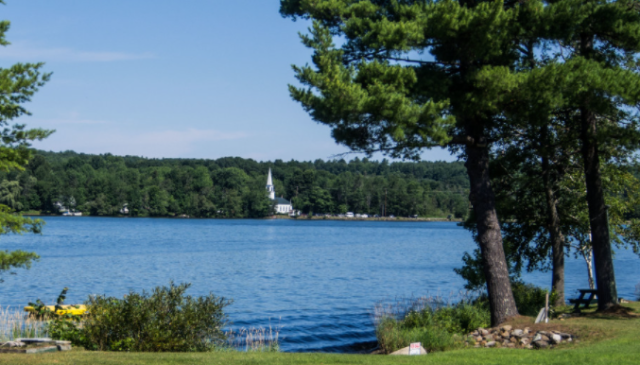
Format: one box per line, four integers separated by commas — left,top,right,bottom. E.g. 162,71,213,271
0,150,470,219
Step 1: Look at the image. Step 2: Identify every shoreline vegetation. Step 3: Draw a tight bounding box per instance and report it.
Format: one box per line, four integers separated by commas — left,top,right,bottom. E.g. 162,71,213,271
21,211,463,222
0,150,471,220
0,282,571,355
0,302,637,364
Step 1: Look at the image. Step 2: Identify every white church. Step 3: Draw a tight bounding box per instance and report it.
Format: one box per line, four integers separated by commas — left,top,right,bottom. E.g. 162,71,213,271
266,168,293,214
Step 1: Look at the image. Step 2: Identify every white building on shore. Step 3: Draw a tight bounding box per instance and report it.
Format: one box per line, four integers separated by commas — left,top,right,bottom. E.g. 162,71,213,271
266,168,293,214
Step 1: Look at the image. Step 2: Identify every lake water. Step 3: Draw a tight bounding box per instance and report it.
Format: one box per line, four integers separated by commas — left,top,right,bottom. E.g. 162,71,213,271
1,217,639,352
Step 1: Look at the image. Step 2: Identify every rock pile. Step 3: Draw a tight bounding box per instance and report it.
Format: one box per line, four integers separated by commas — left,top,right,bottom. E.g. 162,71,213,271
466,325,574,349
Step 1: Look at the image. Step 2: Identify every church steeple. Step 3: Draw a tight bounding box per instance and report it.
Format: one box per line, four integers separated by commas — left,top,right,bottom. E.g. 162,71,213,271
266,168,275,200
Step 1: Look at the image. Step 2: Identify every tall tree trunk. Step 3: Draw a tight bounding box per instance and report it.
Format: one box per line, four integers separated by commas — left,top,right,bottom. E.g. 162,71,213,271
465,139,519,326
541,156,566,306
579,33,618,310
580,95,618,309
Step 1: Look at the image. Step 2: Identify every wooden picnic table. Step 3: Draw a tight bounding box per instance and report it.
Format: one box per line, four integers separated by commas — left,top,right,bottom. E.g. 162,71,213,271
570,289,598,312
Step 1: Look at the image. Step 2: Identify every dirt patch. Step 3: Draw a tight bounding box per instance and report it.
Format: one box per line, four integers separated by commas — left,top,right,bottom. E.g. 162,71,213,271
588,305,639,319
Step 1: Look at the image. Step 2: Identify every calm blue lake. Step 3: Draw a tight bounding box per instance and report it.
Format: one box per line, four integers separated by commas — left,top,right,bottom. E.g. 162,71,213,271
1,217,638,352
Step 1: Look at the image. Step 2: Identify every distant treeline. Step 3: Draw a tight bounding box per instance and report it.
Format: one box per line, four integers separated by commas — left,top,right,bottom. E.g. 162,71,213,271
0,150,470,218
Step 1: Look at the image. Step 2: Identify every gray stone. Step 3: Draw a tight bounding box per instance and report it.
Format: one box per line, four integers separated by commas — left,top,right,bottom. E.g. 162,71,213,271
533,340,549,348
57,344,72,351
485,335,494,342
485,341,496,348
550,334,562,344
533,334,542,342
1,341,25,348
501,325,513,332
512,329,524,337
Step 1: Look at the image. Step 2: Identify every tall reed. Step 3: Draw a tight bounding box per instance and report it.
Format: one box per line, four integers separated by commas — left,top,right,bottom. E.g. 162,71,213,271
373,292,476,324
0,306,48,341
225,325,280,352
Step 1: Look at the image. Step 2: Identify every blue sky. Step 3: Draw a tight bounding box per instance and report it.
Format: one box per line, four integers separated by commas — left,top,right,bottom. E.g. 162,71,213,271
1,0,456,162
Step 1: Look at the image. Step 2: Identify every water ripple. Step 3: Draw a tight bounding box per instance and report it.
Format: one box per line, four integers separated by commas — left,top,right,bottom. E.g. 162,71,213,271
0,217,638,352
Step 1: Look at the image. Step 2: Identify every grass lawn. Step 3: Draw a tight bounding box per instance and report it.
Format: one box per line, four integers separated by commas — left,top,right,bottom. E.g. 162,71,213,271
1,303,638,365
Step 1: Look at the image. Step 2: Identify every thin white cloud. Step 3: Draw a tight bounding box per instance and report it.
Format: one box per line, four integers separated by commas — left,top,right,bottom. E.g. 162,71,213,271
30,117,108,125
0,41,154,62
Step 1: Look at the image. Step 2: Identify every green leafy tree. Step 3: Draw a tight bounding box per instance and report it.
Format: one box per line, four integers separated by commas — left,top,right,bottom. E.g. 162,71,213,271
145,186,170,216
0,179,22,210
0,0,52,282
243,188,274,218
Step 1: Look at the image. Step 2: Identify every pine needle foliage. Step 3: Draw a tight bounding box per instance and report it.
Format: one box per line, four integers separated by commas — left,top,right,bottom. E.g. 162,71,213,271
0,0,52,282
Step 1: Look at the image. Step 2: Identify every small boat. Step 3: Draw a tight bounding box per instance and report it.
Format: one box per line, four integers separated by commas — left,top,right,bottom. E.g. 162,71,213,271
23,305,88,316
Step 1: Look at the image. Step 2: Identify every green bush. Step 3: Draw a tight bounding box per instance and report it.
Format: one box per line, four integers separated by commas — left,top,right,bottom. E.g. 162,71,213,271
80,282,232,352
28,288,87,345
511,281,557,317
47,317,86,345
376,317,455,354
375,301,489,353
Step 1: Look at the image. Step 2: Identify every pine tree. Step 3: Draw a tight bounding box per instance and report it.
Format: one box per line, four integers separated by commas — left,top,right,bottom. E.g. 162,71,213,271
455,0,640,309
539,0,640,309
0,0,52,282
279,0,542,324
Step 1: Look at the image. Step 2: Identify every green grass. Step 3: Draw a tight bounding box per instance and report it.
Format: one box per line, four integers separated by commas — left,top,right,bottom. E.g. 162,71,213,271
1,303,638,365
